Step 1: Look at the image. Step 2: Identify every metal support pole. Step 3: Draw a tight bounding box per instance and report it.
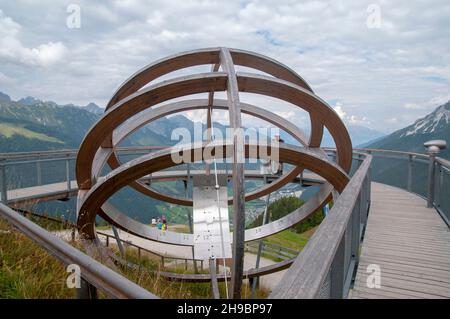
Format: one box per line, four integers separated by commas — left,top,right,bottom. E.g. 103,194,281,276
424,140,446,208
209,259,220,299
76,277,98,299
251,176,270,298
66,157,71,191
427,154,436,208
0,162,7,203
112,226,125,257
407,155,413,192
185,179,199,273
36,157,42,186
438,165,443,208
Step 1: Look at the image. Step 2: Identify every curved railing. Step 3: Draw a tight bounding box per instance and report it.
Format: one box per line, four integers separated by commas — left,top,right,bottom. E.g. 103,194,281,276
353,148,449,226
270,152,372,298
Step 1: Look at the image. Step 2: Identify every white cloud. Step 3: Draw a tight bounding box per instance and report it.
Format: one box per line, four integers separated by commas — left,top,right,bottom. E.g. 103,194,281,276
403,103,425,110
0,1,449,132
0,10,68,67
333,103,371,126
333,104,347,120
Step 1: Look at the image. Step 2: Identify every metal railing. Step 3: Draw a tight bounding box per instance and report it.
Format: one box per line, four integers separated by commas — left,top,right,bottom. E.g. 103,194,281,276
245,240,299,261
432,157,450,225
270,153,372,298
3,147,446,224
96,230,205,271
352,148,450,226
0,146,448,299
0,202,157,299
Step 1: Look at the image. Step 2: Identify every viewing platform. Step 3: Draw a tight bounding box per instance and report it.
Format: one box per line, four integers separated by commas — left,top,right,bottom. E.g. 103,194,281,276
0,147,449,299
351,182,450,299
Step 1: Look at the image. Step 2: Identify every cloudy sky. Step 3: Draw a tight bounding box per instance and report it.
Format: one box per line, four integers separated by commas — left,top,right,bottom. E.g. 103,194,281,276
0,0,449,133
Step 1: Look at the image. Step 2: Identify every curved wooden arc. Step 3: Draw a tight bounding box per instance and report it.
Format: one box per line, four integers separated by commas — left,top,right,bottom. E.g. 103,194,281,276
76,72,228,189
94,98,312,206
77,142,349,242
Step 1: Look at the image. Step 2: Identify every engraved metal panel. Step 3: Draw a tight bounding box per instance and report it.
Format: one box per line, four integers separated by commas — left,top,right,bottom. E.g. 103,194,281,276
193,174,232,259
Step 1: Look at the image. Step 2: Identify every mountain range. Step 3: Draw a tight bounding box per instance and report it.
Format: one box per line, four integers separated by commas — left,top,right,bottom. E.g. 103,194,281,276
367,100,450,159
1,91,448,160
1,90,448,223
0,91,387,152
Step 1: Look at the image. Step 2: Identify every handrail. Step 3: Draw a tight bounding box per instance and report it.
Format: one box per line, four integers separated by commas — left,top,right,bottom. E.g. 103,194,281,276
2,146,446,163
0,146,448,299
245,240,299,260
0,146,166,161
0,203,157,299
270,153,372,298
96,230,204,263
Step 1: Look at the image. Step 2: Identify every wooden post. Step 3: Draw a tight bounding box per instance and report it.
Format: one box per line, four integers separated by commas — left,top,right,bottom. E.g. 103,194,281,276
220,48,246,299
330,236,345,298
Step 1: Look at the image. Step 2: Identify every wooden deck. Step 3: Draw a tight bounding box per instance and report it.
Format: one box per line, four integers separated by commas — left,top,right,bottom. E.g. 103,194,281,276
350,182,450,299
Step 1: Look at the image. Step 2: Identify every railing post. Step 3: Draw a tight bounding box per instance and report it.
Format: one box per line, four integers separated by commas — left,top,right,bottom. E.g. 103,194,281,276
76,277,98,299
330,236,345,298
36,156,42,186
0,161,7,204
138,247,141,263
424,140,446,208
438,164,443,208
66,156,71,191
112,226,125,257
427,153,436,208
407,154,413,192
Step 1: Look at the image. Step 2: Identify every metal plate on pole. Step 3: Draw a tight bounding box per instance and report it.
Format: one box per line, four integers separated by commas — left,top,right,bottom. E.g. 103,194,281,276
193,174,231,260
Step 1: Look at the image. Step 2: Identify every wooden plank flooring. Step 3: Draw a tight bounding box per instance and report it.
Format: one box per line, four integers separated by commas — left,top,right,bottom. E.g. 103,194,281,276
350,182,450,299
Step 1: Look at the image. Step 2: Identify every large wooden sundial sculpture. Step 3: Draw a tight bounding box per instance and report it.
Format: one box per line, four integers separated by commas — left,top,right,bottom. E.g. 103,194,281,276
75,47,352,298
